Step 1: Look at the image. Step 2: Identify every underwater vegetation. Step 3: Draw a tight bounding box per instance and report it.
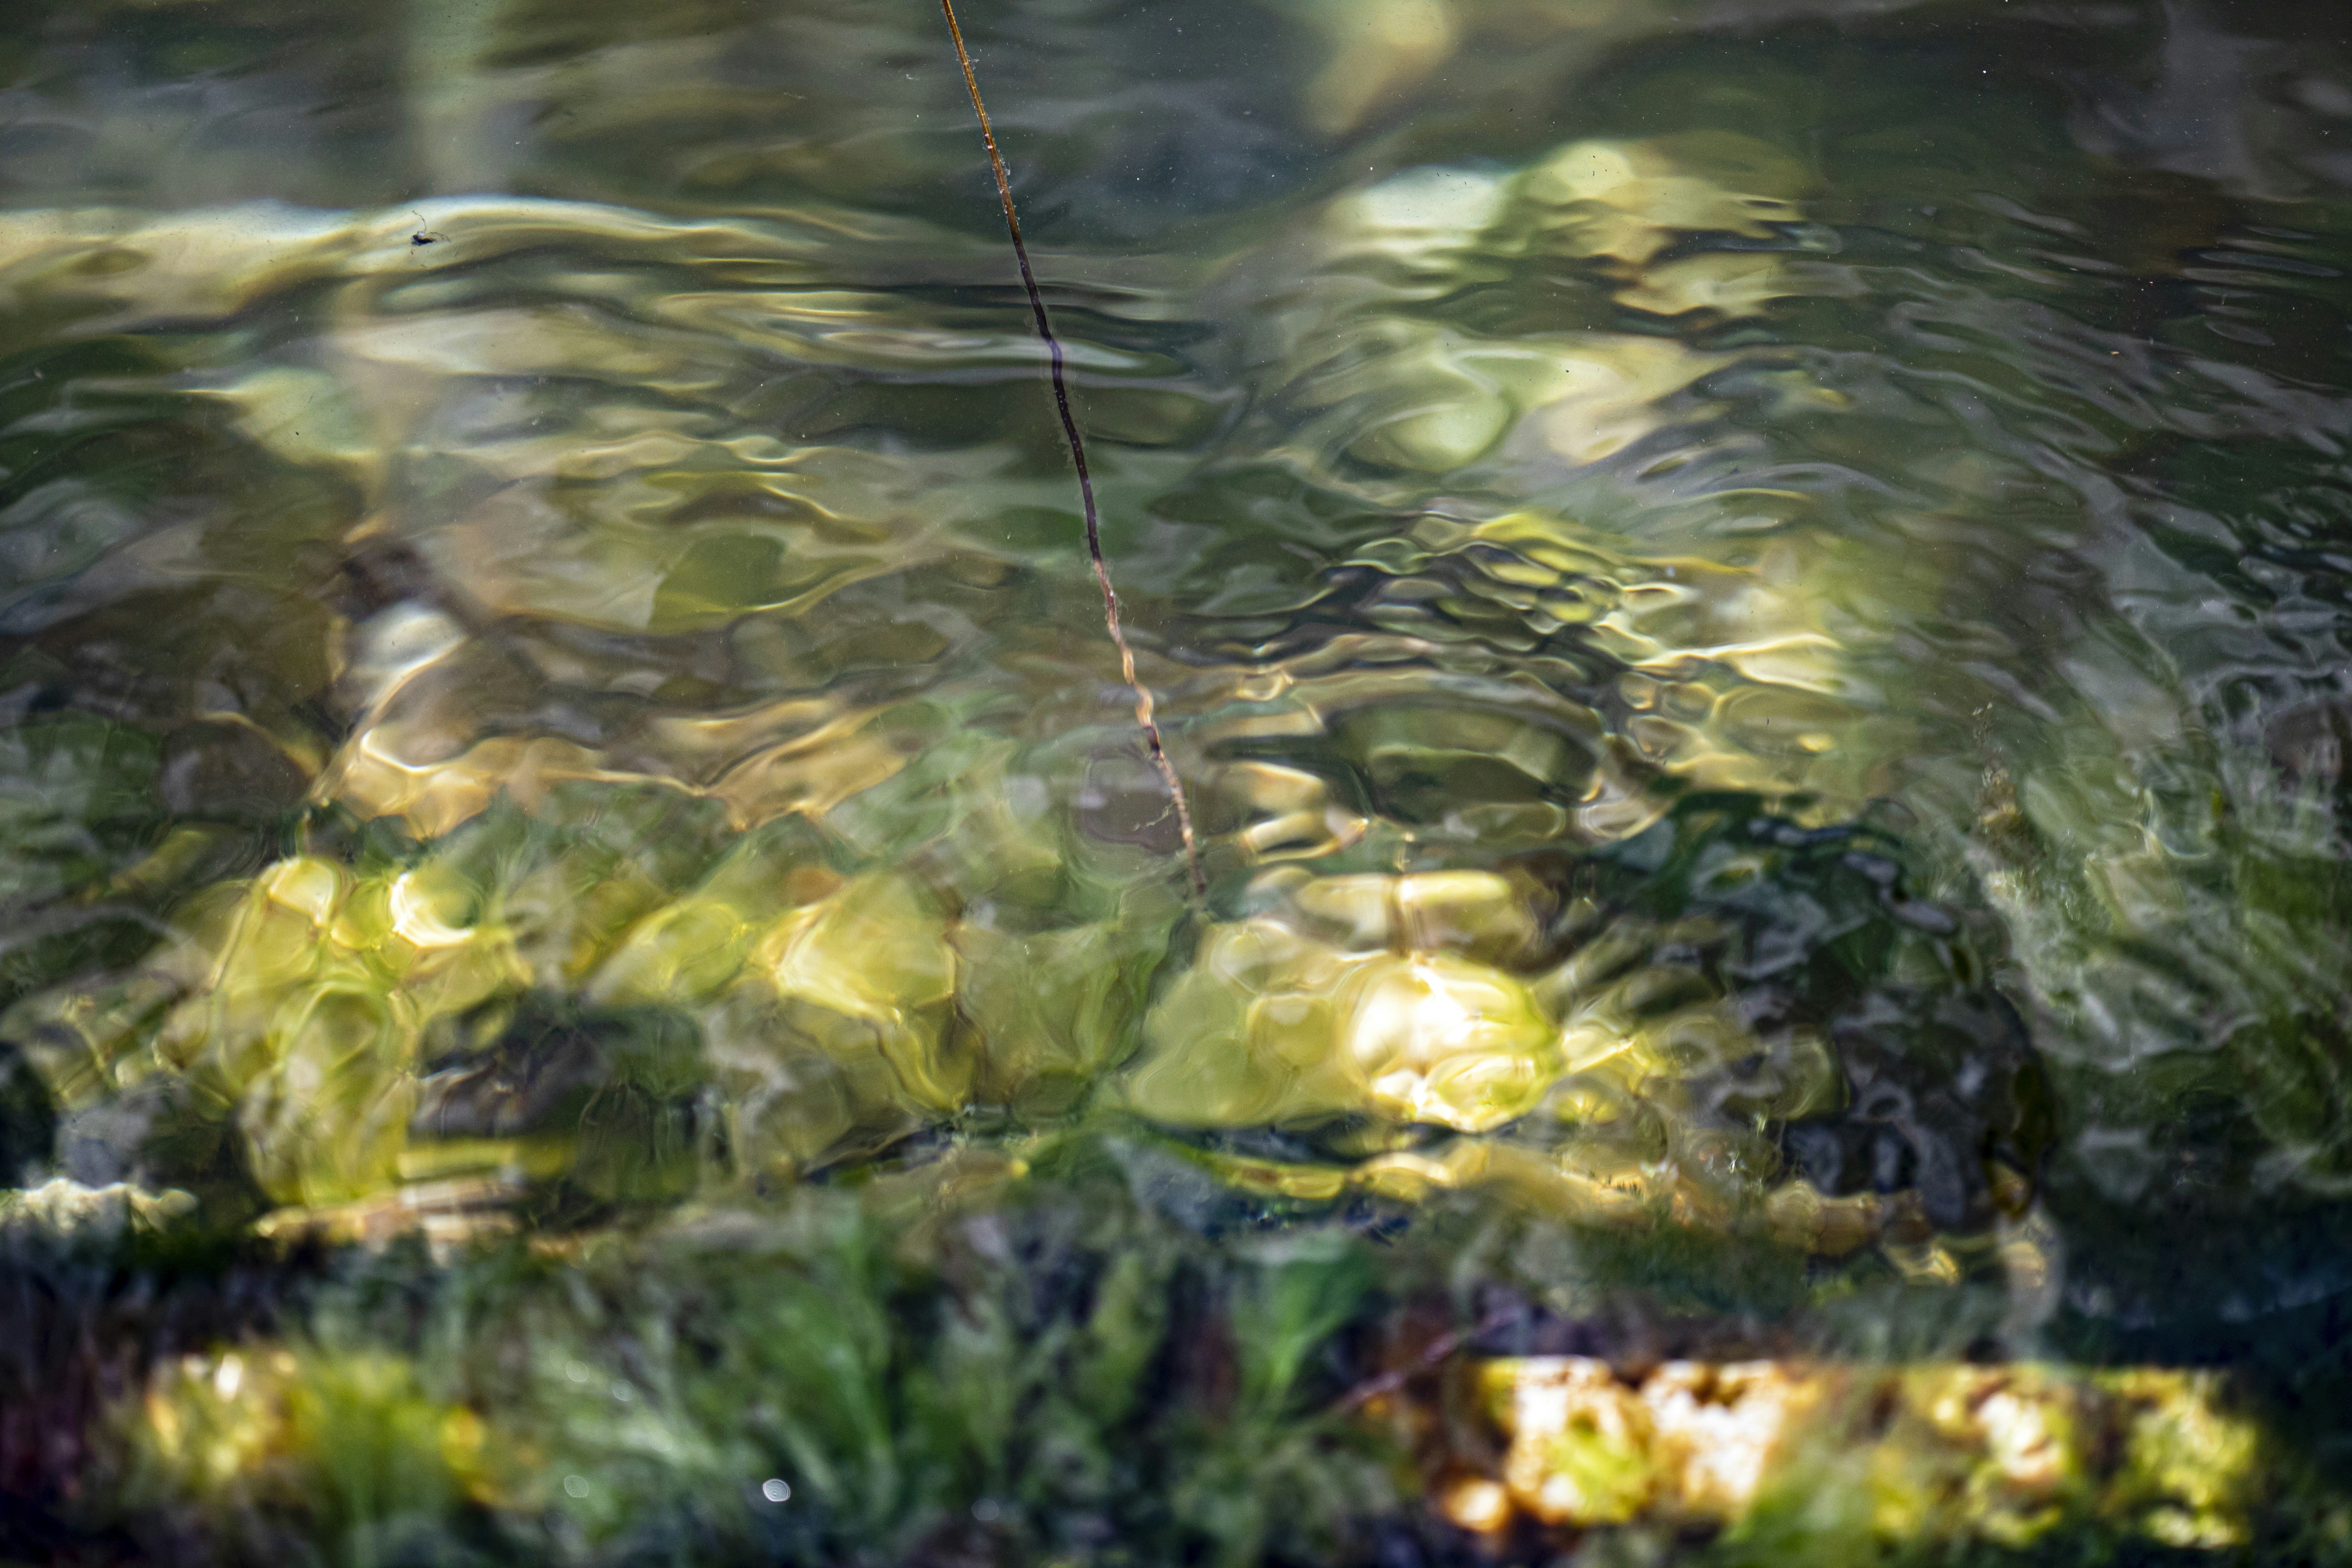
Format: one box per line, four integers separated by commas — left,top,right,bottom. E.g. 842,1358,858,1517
7,0,2352,1561
2,1142,2322,1568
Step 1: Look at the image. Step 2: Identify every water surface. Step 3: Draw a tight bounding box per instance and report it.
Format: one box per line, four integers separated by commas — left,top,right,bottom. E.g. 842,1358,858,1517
5,0,2352,1561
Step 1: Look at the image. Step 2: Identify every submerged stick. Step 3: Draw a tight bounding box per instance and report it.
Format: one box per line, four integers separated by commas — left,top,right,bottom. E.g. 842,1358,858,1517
937,0,1208,903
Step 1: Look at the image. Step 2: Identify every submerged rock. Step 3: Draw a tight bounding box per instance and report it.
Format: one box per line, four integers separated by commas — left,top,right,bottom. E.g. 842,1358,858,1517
1465,1356,2261,1551
1236,130,1814,477
0,1176,192,1249
1121,836,2039,1270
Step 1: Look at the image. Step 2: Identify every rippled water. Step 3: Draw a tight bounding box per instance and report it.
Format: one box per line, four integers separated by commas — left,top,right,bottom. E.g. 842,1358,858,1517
6,0,2352,1561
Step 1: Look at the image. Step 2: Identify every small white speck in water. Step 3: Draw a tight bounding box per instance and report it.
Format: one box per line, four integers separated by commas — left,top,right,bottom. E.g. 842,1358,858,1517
762,1478,792,1504
564,1475,590,1499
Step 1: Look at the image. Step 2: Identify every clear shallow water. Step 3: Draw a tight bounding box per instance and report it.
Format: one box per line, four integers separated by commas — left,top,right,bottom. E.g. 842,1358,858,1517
5,0,2352,1561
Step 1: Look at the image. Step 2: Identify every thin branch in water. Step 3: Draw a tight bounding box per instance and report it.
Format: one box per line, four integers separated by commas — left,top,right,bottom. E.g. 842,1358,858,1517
1327,1301,1527,1416
936,0,1207,904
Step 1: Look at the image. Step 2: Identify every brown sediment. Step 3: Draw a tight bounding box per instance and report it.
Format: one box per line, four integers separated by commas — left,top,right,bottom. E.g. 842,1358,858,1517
937,0,1207,903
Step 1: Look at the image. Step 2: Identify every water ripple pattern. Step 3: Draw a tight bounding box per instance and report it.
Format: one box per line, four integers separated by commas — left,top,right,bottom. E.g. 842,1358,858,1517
5,0,2352,1557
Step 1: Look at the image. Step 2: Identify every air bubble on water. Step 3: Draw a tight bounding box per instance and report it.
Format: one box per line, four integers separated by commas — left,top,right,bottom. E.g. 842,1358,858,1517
762,1478,792,1504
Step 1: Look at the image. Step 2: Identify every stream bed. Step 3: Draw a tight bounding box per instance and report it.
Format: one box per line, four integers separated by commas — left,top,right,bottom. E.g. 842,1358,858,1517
5,1,2352,1562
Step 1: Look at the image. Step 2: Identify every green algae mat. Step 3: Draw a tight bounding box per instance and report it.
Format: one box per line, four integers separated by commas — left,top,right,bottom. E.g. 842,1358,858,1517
5,0,2352,1562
